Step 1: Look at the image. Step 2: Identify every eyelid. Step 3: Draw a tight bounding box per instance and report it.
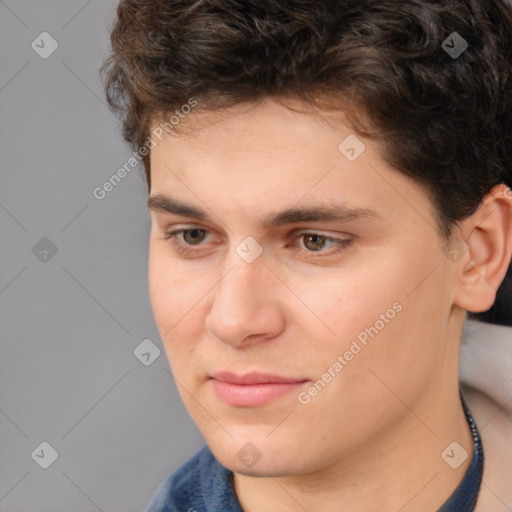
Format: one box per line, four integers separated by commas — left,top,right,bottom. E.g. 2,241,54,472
163,224,351,239
164,225,219,242
291,228,352,241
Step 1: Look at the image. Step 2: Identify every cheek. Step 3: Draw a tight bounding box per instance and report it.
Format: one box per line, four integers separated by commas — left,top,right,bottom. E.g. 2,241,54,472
306,249,444,370
148,249,207,347
334,255,450,391
148,265,210,385
295,265,400,345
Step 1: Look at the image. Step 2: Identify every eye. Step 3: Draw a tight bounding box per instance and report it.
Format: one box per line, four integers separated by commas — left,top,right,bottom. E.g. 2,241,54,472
297,232,351,253
173,228,208,245
162,227,353,257
162,228,213,256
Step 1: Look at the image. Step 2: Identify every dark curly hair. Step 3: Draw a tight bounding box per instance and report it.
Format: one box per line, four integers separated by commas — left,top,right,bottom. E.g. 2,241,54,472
100,0,512,325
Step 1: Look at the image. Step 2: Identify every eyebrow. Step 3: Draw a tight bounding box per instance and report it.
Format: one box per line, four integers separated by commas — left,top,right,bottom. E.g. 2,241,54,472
147,194,382,227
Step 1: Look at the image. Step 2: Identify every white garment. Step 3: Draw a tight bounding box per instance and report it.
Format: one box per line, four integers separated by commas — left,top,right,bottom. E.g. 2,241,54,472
461,319,512,409
459,318,512,511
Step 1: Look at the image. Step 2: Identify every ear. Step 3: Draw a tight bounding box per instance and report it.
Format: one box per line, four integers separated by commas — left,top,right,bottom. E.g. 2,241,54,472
453,184,512,313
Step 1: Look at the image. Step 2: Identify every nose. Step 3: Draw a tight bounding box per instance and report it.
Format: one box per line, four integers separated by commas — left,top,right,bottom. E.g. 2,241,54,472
204,251,285,348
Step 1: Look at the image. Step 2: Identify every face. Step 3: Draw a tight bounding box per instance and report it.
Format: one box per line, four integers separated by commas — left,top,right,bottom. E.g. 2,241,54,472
147,97,461,477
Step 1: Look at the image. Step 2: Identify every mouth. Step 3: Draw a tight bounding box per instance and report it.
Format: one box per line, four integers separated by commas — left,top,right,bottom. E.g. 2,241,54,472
209,371,309,407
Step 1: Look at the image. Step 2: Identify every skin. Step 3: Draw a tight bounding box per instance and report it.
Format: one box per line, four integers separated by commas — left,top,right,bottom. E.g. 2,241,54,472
147,97,512,512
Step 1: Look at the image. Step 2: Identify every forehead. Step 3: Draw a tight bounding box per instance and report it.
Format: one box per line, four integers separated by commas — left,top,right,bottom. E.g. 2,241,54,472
148,98,438,236
150,98,362,185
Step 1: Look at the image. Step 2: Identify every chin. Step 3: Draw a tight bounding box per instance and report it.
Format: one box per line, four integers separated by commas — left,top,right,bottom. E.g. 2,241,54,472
205,432,305,478
220,453,296,478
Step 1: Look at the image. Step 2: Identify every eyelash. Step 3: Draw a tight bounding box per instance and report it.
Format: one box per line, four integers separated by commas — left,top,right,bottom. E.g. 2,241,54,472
162,228,353,258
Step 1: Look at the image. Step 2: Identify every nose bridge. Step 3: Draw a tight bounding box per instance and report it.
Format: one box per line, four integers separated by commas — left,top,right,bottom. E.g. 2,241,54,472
213,245,266,317
218,234,268,300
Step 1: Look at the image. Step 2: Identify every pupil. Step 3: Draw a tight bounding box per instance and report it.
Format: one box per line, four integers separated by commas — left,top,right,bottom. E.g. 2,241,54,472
185,229,204,244
306,234,325,251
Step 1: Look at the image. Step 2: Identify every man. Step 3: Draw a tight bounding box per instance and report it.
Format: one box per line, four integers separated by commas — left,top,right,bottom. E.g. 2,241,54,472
101,1,512,510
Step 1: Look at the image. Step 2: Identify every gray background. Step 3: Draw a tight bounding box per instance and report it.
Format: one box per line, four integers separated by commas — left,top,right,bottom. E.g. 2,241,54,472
0,1,204,511
1,2,511,512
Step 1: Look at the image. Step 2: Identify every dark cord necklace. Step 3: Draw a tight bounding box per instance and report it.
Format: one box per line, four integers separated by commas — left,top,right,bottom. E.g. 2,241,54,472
437,389,484,512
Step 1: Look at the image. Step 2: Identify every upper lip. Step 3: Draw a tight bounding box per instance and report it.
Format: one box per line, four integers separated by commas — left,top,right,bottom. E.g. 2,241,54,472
211,371,308,385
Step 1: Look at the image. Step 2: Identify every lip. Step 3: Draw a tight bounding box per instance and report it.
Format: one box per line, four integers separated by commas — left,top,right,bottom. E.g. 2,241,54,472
210,371,309,407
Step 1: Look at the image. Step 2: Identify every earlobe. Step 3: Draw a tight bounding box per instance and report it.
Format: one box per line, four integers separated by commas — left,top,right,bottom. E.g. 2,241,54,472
453,184,512,313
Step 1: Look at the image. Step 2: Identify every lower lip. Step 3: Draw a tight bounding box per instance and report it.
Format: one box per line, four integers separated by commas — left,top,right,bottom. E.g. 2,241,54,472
211,380,307,407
